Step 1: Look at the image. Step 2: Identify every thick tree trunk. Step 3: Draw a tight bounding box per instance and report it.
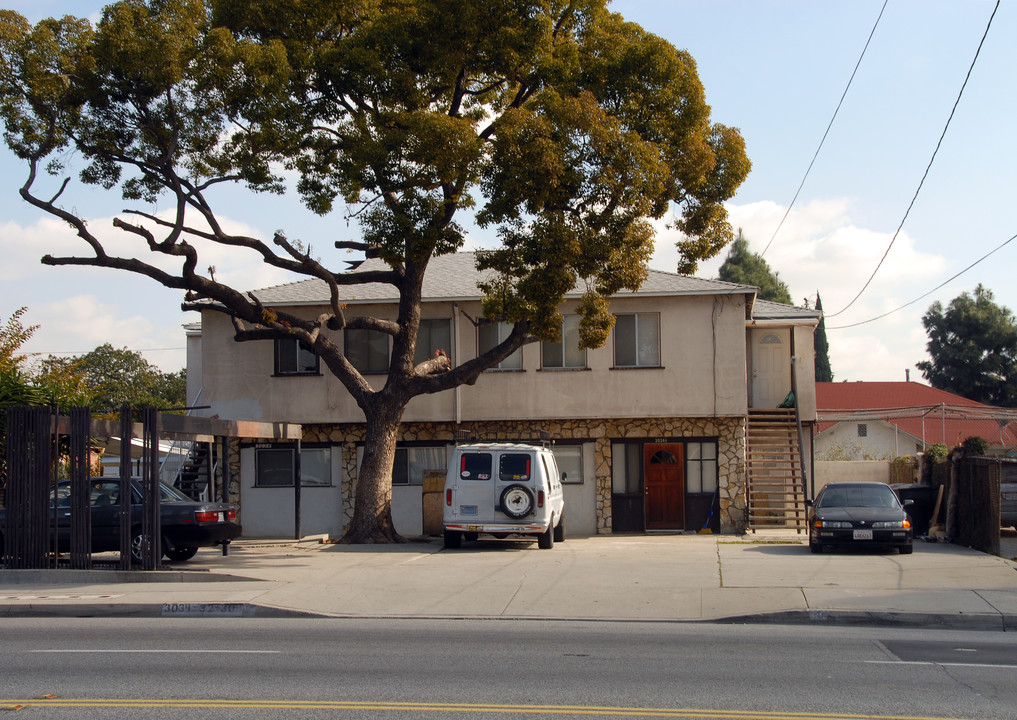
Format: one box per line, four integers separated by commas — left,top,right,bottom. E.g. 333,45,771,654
340,401,406,543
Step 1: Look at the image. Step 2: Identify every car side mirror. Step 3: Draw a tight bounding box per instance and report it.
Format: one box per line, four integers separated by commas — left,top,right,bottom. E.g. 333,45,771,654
560,472,567,483
804,499,814,507
902,498,914,507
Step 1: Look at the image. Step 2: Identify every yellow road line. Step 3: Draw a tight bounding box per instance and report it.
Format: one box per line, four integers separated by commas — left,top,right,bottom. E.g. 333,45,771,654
0,698,982,720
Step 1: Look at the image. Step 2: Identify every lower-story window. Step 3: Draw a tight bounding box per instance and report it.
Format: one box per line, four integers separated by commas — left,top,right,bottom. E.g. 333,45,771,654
255,446,332,487
686,441,718,494
391,445,449,485
553,444,583,484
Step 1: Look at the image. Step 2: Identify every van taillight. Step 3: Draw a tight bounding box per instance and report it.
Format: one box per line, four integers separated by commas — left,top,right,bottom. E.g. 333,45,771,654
538,490,545,508
446,489,452,506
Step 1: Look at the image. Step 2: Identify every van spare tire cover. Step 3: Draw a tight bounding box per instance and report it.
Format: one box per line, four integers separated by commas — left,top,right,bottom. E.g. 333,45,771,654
500,484,535,519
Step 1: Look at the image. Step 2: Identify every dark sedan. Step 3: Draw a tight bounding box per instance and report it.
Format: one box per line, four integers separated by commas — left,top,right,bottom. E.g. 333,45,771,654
1,477,241,563
807,482,914,554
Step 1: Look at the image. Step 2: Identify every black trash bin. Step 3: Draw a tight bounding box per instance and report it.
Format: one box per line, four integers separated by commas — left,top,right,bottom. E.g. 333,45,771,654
891,483,936,536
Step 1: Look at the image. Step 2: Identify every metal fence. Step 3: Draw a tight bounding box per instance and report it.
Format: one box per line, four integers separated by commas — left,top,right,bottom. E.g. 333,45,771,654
2,406,162,570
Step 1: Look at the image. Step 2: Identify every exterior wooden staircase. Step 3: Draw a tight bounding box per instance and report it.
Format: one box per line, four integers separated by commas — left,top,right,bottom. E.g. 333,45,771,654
747,408,807,532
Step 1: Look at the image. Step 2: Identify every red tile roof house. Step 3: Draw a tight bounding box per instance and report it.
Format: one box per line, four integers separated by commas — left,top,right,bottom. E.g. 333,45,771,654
814,381,1017,489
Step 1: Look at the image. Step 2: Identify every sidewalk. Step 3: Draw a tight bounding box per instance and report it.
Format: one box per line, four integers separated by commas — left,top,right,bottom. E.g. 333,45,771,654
2,534,1016,629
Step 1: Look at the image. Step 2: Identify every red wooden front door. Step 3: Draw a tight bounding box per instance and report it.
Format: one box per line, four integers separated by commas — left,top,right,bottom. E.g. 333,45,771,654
644,444,684,530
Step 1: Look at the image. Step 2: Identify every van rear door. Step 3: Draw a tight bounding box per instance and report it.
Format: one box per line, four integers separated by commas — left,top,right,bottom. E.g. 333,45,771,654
450,450,496,522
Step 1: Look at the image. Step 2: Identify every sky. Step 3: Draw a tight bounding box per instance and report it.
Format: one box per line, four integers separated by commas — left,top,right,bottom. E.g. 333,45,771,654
1,0,1014,387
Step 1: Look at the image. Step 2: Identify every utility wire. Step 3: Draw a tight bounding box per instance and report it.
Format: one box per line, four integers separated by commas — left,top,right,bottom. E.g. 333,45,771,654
826,0,1000,318
760,0,888,258
828,230,1017,329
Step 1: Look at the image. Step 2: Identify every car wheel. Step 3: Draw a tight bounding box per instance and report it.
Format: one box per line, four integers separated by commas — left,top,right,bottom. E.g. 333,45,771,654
553,511,566,543
537,524,554,549
130,528,148,564
500,484,535,519
809,541,823,554
443,529,461,549
464,532,479,542
165,547,199,562
899,544,914,555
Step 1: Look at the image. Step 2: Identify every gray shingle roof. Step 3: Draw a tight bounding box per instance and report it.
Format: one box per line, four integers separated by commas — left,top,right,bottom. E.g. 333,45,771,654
250,251,758,306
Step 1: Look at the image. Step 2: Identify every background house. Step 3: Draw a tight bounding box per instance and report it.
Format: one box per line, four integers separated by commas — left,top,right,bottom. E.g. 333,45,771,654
814,381,1017,489
185,253,821,538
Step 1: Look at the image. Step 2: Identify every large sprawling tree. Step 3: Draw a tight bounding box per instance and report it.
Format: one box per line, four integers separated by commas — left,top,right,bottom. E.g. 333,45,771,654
0,0,750,541
917,285,1017,407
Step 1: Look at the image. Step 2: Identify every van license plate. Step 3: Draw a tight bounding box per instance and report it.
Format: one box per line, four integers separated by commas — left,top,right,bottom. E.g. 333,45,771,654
459,506,478,516
853,529,873,540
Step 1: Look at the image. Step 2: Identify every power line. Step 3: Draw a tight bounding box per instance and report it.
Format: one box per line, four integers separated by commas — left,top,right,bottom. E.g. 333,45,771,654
826,0,1001,318
828,230,1017,330
760,0,888,258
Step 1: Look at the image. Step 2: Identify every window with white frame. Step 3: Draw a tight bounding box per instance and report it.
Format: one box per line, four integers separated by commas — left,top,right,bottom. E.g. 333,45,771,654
392,445,449,485
255,447,332,487
541,315,586,369
478,321,522,370
552,444,583,484
614,313,660,367
686,441,718,494
275,337,319,375
414,319,452,366
346,328,390,374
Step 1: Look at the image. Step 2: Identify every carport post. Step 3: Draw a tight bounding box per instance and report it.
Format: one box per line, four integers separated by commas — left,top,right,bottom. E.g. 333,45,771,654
294,438,302,541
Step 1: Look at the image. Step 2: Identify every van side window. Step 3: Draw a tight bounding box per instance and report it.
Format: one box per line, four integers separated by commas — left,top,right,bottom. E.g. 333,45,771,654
540,455,557,485
499,454,531,481
460,453,492,480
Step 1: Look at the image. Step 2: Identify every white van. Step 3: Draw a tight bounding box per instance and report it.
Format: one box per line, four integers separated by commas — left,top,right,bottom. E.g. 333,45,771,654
442,442,566,549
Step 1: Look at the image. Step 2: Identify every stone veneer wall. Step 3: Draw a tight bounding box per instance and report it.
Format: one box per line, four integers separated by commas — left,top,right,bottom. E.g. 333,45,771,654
228,416,748,535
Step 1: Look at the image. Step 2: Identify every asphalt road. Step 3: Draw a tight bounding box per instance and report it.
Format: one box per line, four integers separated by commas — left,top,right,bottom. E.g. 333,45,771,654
2,618,1016,719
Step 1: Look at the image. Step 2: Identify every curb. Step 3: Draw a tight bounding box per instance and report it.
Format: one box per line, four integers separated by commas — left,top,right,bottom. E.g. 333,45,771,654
1,603,1014,630
0,602,321,619
717,609,1017,632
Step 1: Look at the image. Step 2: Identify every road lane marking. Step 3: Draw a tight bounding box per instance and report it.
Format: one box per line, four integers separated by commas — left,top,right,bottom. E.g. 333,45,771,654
865,660,1017,669
31,649,280,654
0,697,985,719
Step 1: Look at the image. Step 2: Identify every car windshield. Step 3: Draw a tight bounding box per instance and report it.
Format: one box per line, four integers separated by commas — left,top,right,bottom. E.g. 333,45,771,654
819,485,898,508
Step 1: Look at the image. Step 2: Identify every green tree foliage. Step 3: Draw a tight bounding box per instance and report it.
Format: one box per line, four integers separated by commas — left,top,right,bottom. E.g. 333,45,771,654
0,0,751,541
814,293,833,382
717,230,792,304
43,344,186,411
917,285,1017,407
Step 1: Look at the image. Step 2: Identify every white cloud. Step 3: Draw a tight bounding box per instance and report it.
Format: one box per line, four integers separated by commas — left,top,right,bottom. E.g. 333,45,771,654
649,198,950,382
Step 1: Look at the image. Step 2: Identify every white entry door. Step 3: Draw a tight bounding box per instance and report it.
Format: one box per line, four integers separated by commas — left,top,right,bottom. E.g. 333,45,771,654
750,328,791,408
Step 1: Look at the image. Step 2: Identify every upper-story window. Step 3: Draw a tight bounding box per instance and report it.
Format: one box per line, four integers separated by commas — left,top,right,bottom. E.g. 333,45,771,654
414,319,452,365
346,328,390,374
478,321,522,370
275,337,319,376
614,313,660,368
541,315,586,369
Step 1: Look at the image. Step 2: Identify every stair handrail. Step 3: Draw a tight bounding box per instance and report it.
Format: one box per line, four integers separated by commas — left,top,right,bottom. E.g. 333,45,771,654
158,387,203,488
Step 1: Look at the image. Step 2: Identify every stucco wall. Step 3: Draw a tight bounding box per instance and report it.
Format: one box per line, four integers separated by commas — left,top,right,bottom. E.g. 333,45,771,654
198,293,749,425
816,420,923,461
814,460,891,496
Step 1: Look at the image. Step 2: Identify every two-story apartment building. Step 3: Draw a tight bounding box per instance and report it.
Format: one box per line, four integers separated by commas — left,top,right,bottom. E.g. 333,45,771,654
186,252,820,538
